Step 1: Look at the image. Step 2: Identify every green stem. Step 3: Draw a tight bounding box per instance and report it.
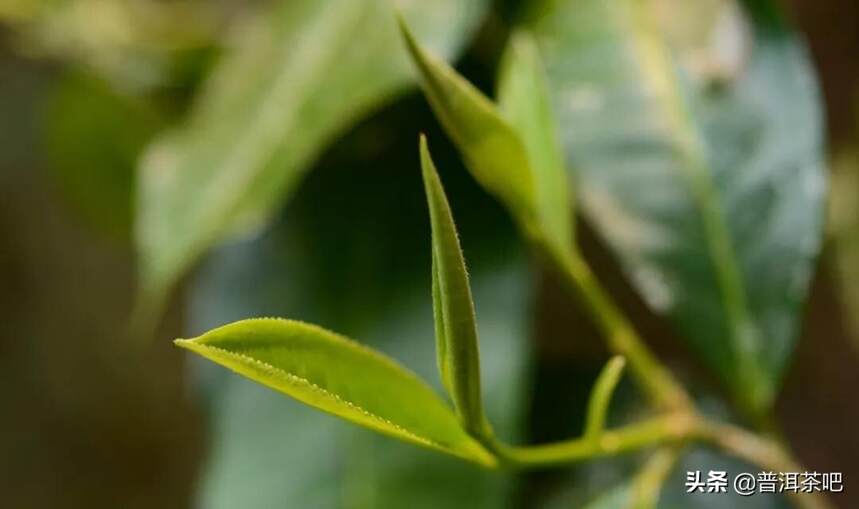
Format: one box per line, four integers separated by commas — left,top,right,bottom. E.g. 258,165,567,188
630,0,767,417
552,250,690,411
490,413,696,469
584,355,627,440
486,413,835,509
529,243,831,509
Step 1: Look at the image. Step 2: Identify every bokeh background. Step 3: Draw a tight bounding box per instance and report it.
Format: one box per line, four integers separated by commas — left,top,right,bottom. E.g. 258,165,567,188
1,1,857,508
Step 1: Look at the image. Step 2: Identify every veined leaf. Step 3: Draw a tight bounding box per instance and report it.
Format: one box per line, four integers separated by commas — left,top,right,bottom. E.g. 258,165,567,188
531,0,827,411
400,19,573,260
420,136,490,438
135,0,488,317
176,318,496,467
497,31,573,259
188,121,531,508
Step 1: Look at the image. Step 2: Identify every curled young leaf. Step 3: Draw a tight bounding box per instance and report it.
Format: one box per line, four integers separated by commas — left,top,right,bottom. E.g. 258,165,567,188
175,318,496,467
421,136,491,439
399,18,573,261
400,18,537,236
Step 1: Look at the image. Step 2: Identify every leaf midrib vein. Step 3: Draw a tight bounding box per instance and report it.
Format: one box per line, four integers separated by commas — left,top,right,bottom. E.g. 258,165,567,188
625,0,761,389
191,341,442,449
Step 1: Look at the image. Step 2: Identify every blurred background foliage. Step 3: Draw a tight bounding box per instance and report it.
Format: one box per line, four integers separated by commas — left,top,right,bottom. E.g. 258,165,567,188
0,0,857,508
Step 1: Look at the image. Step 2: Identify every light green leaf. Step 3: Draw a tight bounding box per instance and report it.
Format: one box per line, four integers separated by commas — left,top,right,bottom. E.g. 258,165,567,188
188,122,530,508
420,136,490,438
531,0,827,412
584,356,626,440
497,30,573,258
400,19,573,261
135,0,488,316
176,318,496,467
399,18,537,235
192,267,528,509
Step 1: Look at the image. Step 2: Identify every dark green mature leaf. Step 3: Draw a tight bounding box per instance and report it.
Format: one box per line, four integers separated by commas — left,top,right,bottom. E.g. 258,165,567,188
400,20,573,261
135,0,488,314
176,319,496,466
531,0,826,411
421,137,489,438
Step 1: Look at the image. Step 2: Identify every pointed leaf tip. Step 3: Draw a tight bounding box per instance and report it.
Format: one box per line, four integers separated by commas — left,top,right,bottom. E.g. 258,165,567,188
585,355,627,439
174,337,195,348
176,318,496,466
402,17,577,264
419,140,491,440
400,17,537,227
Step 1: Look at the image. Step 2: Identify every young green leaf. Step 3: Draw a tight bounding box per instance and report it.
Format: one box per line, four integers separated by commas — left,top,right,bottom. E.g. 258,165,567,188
531,0,827,412
399,18,537,235
191,147,532,507
584,356,626,440
135,0,489,322
399,19,574,260
420,136,491,439
497,31,573,259
175,318,496,467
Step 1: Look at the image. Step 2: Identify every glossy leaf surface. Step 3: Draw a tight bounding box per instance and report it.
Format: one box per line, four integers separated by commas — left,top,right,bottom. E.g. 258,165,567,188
176,319,495,466
136,0,488,312
531,0,827,410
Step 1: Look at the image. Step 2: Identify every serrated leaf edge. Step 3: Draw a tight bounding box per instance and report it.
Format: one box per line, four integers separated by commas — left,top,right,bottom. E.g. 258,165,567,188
175,318,497,466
